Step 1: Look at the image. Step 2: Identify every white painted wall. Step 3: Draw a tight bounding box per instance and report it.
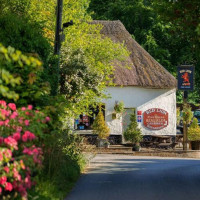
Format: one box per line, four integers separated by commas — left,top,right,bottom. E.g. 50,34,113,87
103,86,176,136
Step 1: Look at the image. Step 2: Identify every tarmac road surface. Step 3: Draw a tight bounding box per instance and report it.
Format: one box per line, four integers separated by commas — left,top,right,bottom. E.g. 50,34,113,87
65,154,200,200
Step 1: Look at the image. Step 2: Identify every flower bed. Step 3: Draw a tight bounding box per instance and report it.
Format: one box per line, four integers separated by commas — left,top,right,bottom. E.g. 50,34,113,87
0,100,50,199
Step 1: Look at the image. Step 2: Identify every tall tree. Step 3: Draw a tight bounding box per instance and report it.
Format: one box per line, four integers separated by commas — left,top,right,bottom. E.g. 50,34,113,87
89,0,200,103
153,0,200,102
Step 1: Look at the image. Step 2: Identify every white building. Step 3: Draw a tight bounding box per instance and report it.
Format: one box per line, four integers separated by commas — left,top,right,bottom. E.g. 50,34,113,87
75,20,177,143
94,20,177,137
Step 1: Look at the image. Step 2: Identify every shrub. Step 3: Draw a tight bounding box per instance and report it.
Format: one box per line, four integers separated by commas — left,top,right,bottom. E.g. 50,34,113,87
123,110,143,144
0,100,50,199
0,43,50,106
188,118,200,141
114,101,125,114
92,108,110,139
182,104,193,125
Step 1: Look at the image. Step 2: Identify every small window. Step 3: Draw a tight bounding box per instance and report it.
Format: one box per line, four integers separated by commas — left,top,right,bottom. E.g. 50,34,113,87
74,105,105,130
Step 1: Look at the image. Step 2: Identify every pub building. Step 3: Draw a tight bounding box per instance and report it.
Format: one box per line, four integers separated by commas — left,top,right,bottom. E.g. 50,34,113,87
74,20,177,143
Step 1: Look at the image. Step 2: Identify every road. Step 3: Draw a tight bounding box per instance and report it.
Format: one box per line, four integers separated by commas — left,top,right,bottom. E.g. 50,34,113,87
66,154,200,200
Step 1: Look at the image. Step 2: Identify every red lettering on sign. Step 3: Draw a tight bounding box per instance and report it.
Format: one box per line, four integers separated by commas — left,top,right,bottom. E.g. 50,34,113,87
143,108,168,130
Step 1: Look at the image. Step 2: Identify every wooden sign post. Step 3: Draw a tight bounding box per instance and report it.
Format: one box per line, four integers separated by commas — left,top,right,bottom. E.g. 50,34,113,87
177,65,194,150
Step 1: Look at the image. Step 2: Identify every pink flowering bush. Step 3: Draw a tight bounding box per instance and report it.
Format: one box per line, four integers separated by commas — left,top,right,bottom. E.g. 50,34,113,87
0,100,50,199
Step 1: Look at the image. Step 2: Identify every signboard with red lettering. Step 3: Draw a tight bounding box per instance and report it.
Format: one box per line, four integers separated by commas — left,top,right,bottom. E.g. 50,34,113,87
143,108,168,130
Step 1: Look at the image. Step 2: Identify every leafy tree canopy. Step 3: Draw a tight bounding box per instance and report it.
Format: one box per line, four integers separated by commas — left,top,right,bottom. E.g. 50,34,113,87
89,0,200,103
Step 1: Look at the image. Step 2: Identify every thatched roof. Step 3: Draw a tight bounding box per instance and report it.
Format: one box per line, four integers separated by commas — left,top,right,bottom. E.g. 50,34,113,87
91,20,177,89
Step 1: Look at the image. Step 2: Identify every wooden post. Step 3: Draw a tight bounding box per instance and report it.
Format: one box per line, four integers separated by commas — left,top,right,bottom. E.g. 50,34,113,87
183,91,188,150
54,0,63,56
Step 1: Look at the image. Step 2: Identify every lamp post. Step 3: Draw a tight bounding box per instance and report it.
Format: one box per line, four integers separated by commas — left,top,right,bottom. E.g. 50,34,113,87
54,0,73,55
54,0,63,55
53,0,73,95
177,64,195,150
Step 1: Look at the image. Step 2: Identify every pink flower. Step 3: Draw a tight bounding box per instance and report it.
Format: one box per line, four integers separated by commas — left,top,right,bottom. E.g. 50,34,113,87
29,133,36,141
10,111,18,119
22,131,36,142
13,132,21,141
25,111,31,116
25,175,32,189
18,184,27,197
4,136,18,150
0,121,4,126
32,148,39,154
3,149,12,158
12,181,18,189
24,120,29,126
13,168,21,181
8,103,16,111
21,107,26,111
22,133,28,142
3,149,12,159
0,187,2,194
18,117,23,124
23,147,32,155
1,109,10,117
45,116,50,122
4,166,9,173
0,153,3,161
0,100,7,108
0,176,7,185
5,182,13,191
27,105,33,110
4,119,10,126
16,126,22,133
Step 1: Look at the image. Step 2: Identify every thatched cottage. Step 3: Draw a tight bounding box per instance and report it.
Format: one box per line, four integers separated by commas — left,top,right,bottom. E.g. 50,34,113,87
75,20,177,140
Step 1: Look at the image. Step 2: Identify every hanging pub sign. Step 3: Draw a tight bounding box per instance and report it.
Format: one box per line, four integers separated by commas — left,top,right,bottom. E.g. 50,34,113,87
178,65,194,90
143,108,168,130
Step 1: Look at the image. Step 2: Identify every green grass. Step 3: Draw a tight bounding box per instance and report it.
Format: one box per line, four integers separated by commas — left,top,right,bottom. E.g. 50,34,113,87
28,157,87,200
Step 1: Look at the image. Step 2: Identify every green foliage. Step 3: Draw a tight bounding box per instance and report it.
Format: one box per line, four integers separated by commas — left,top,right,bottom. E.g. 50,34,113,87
153,0,200,102
92,108,110,139
35,130,87,200
114,101,125,114
89,0,174,72
0,44,50,106
0,70,20,101
188,118,200,141
124,110,143,144
182,104,193,125
60,49,103,103
0,13,51,61
61,21,129,105
89,0,200,103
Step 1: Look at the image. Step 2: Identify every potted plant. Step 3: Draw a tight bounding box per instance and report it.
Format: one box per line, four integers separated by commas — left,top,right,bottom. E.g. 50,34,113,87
112,101,124,119
188,117,200,150
92,107,110,147
123,110,143,151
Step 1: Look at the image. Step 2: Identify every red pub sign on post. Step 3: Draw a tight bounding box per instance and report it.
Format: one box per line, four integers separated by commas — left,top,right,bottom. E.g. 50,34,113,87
143,108,168,130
